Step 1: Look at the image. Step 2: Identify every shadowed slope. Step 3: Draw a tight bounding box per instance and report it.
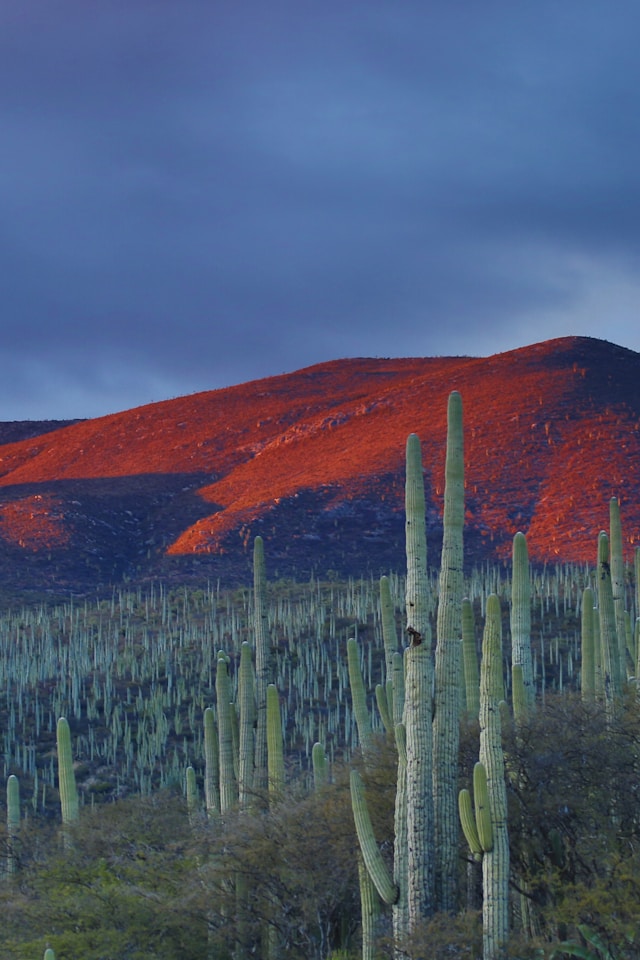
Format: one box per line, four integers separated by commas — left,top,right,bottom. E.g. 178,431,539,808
0,337,638,592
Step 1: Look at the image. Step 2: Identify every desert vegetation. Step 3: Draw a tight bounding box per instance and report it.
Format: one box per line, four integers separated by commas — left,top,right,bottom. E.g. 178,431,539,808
1,387,640,959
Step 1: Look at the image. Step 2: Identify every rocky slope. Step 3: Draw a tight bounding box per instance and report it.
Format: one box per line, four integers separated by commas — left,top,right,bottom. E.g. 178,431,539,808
0,336,637,595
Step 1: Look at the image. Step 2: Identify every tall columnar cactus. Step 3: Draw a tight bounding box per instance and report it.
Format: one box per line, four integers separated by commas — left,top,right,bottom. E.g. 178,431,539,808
238,641,256,805
462,597,480,718
203,706,220,817
479,594,510,960
6,774,20,875
215,655,238,813
380,575,400,723
56,717,79,826
403,433,435,927
266,684,284,796
253,536,271,792
433,389,464,912
347,637,374,758
598,531,620,717
609,498,628,681
511,532,535,707
580,587,596,702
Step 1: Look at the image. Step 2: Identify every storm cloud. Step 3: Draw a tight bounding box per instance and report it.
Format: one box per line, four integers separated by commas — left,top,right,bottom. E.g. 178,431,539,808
2,1,640,418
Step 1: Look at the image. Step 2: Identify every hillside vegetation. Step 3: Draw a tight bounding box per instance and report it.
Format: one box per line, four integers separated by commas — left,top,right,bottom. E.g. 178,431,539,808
1,368,640,959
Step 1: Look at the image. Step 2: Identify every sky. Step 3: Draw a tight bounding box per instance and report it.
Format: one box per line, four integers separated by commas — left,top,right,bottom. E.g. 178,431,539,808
2,1,640,421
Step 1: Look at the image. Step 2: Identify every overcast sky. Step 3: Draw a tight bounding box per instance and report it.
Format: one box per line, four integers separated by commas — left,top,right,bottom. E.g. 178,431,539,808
2,1,640,420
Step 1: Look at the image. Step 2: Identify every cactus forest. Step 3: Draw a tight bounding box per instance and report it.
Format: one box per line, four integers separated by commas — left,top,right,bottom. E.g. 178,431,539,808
2,390,640,960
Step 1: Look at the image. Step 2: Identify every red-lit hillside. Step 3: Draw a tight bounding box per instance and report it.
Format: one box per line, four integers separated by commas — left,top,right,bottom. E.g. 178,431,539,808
0,336,638,594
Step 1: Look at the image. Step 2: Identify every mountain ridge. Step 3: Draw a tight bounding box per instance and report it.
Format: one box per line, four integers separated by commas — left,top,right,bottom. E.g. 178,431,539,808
0,335,638,595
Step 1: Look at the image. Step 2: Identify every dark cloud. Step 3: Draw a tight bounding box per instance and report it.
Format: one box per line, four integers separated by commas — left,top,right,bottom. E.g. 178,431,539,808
1,1,640,418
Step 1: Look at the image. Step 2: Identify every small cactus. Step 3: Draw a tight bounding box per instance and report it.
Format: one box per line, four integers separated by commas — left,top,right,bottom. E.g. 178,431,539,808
56,717,79,826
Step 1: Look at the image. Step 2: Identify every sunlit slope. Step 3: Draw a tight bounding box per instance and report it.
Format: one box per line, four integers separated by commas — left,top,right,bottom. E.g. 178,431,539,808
0,337,638,590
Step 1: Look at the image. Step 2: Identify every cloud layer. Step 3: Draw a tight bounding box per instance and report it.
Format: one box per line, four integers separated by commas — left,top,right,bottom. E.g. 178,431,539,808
2,1,640,418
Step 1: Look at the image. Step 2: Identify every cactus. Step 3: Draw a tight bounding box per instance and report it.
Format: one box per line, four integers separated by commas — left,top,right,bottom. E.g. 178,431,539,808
238,640,256,805
350,769,398,906
403,433,435,926
215,656,238,812
358,854,383,960
598,531,620,716
511,664,527,723
266,684,284,796
347,637,374,758
462,597,480,718
185,765,199,825
380,575,400,722
580,588,596,702
312,741,328,790
392,722,409,944
56,717,79,826
433,389,464,911
44,950,56,960
375,683,393,735
6,774,20,875
391,652,405,728
459,760,493,860
609,498,628,681
511,532,535,706
203,706,220,817
253,536,271,792
478,595,510,960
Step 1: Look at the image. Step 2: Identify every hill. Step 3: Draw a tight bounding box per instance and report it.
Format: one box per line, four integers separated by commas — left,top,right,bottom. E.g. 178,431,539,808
0,335,638,595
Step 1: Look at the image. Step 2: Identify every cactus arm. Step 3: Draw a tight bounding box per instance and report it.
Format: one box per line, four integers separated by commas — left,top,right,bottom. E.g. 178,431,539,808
473,761,493,853
350,770,398,906
459,788,482,859
375,683,393,734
